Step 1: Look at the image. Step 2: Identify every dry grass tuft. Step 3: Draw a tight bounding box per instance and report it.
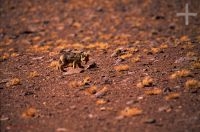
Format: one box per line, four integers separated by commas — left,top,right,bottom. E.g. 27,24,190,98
28,45,51,53
144,88,162,95
114,65,129,72
131,55,141,63
22,107,37,118
68,81,83,88
185,79,200,89
120,53,132,60
151,47,160,54
186,52,197,57
85,86,98,95
10,53,19,57
120,107,142,117
170,69,191,79
165,93,180,101
94,87,108,98
6,78,20,87
29,71,39,78
191,61,200,69
49,61,59,69
1,53,10,60
160,44,168,49
68,77,91,89
180,35,190,42
87,42,109,50
83,76,91,85
137,76,153,88
96,99,107,105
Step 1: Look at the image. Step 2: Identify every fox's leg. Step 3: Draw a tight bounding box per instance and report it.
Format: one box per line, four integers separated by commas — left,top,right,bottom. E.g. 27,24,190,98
77,62,84,68
58,59,67,72
73,61,76,68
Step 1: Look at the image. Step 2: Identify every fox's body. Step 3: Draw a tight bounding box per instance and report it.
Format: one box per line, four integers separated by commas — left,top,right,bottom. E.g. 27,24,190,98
58,49,89,72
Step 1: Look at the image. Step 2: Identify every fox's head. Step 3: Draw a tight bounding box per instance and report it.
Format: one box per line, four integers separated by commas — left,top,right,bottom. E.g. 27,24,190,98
81,52,89,64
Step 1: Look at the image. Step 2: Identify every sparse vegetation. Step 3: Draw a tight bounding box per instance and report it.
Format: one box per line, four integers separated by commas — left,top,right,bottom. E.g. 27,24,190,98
22,107,37,118
137,76,153,88
114,65,129,71
96,99,107,105
131,55,141,63
165,93,180,101
191,61,200,69
6,78,20,87
0,53,9,60
85,86,97,95
29,71,39,78
49,61,60,69
185,79,200,89
144,88,162,95
119,107,142,117
120,53,132,60
170,69,191,79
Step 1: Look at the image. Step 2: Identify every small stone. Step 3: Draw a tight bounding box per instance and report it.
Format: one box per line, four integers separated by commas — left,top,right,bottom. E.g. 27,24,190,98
56,128,68,132
126,100,134,105
62,68,84,75
0,116,9,121
86,62,97,69
111,48,127,57
158,106,172,112
114,58,124,65
137,96,144,100
70,105,76,110
24,91,34,96
143,118,156,124
100,107,106,111
88,114,94,118
163,87,172,93
94,87,108,98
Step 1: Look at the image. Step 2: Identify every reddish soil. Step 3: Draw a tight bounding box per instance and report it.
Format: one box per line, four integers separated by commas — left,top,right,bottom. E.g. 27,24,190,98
0,0,200,132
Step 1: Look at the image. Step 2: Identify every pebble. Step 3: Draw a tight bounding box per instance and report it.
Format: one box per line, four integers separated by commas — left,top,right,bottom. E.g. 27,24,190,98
56,128,68,132
0,116,9,121
86,62,97,69
158,105,172,112
126,100,134,105
137,96,144,100
143,118,156,124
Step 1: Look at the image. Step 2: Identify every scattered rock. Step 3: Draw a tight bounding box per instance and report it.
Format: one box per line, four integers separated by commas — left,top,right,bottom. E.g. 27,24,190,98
163,87,172,93
126,100,135,105
24,91,34,96
31,56,44,60
101,76,112,84
137,96,144,100
158,105,172,112
70,105,76,110
62,68,84,75
175,57,198,64
0,116,9,121
111,47,127,57
94,87,108,98
86,62,97,69
143,118,156,124
56,128,68,132
114,58,124,65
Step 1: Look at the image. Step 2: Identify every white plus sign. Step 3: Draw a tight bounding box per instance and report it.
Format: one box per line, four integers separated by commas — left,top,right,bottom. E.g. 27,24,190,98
177,3,197,25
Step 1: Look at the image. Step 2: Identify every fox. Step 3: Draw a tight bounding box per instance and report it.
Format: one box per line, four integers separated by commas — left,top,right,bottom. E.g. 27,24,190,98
58,49,89,72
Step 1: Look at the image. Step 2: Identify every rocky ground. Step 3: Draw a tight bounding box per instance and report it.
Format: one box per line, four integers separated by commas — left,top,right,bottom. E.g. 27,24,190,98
0,0,200,132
